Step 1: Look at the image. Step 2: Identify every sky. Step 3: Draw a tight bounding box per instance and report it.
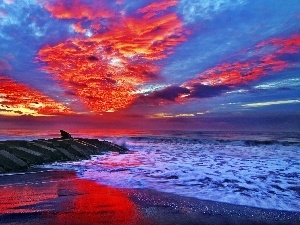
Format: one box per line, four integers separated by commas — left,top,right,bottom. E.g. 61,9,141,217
0,0,299,132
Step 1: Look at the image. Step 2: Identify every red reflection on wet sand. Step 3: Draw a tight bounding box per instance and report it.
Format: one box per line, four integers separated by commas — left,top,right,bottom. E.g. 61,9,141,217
55,178,140,225
0,171,141,225
0,183,58,214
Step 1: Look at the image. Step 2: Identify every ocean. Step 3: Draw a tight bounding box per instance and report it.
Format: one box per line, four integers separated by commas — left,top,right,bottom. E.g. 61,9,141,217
1,130,300,212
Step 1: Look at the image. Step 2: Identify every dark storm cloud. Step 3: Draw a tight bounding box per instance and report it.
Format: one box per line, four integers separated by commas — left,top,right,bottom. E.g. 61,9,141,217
148,86,190,101
188,84,231,98
136,84,231,104
136,84,231,105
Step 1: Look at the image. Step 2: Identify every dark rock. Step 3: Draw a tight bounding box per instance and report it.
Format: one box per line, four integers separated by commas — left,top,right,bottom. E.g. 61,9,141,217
0,131,129,173
0,150,28,171
60,130,72,139
67,145,90,159
6,146,45,164
55,147,78,161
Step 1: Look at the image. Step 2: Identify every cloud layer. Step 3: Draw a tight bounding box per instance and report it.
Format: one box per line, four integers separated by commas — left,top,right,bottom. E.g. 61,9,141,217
37,0,187,112
0,76,73,116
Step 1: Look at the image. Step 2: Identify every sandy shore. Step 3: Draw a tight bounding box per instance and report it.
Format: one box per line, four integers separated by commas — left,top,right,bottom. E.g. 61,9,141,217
0,170,299,225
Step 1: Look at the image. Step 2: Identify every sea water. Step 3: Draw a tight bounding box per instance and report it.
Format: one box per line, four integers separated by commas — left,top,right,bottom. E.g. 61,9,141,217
6,130,300,212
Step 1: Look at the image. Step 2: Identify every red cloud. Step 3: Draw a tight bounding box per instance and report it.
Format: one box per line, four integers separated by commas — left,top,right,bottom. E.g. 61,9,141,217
184,34,299,87
0,76,73,116
258,34,300,54
138,0,178,19
71,22,87,34
45,0,114,20
38,1,186,113
97,13,186,60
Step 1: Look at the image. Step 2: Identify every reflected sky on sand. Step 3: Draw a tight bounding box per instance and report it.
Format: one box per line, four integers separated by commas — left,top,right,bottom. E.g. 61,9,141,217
0,170,300,225
0,170,141,225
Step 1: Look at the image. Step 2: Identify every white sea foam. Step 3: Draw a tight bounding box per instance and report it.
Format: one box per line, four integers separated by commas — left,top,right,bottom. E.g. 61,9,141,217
40,132,300,212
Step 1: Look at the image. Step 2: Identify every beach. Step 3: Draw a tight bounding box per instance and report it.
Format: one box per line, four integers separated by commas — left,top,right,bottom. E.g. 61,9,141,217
39,131,300,213
1,130,300,224
1,0,299,223
0,169,299,225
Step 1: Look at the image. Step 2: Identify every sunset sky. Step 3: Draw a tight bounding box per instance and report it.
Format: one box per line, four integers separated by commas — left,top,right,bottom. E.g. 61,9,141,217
0,0,299,131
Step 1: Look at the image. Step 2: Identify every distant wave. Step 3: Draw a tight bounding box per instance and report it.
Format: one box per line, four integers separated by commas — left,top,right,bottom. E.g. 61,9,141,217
243,139,300,146
1,129,299,144
128,135,300,147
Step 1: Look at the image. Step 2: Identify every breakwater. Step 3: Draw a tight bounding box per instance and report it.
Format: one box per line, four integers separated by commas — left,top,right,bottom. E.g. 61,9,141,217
0,135,127,173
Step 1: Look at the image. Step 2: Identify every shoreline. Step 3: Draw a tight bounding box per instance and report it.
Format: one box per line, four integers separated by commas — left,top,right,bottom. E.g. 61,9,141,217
0,170,299,225
127,188,300,225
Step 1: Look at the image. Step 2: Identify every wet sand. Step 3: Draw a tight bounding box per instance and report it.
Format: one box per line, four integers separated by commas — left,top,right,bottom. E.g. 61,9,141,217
0,170,299,225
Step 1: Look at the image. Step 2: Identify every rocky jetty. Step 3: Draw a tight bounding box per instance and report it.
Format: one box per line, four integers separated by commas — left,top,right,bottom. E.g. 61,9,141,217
0,130,127,173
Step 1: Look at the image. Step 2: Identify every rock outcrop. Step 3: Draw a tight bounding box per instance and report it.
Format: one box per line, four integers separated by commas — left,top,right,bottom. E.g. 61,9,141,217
0,131,128,173
60,130,72,139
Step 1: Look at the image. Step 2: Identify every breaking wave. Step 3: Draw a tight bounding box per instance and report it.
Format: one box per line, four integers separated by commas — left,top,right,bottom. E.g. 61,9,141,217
39,131,300,212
